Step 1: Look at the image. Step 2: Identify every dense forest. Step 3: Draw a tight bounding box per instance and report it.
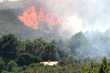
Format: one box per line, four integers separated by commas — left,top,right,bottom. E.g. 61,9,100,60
0,33,110,73
1,5,110,73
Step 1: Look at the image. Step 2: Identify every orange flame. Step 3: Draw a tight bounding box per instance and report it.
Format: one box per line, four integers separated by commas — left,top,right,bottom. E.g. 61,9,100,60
18,6,39,29
18,5,60,30
38,5,46,22
44,30,49,34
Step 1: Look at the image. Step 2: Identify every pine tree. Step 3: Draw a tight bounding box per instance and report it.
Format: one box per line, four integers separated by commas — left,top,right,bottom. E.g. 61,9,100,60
99,57,109,73
88,61,94,73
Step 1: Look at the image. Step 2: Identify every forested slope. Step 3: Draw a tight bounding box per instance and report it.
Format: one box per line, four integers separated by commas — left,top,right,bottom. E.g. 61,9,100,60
0,9,56,41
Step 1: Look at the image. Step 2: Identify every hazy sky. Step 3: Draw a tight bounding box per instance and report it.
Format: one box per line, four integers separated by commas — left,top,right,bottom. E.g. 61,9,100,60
0,0,20,2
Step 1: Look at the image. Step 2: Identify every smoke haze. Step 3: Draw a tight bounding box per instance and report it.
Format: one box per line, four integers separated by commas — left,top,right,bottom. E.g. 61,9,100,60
25,0,110,37
1,0,110,60
1,0,110,35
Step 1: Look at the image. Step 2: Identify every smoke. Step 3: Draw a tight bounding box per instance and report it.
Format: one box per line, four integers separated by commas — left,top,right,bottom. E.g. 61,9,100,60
1,0,110,34
1,0,110,60
77,0,110,32
1,0,110,37
25,0,110,37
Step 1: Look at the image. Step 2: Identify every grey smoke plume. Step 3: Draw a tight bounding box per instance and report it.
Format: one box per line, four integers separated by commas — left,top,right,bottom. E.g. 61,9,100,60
1,0,110,60
31,0,110,38
1,0,110,37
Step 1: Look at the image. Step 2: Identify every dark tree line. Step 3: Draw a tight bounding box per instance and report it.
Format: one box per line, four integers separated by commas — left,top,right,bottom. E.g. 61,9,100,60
0,33,60,72
1,31,110,72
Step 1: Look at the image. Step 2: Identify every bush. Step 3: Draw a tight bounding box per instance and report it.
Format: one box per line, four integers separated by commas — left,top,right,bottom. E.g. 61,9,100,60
17,53,42,66
0,60,5,73
29,63,44,68
17,53,31,66
1,70,9,73
31,54,41,63
7,60,18,71
31,68,40,73
22,65,27,71
58,59,66,66
18,67,23,72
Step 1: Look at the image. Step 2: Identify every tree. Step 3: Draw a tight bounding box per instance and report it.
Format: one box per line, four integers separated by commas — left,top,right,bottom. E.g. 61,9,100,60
0,60,5,73
58,59,66,66
55,38,71,54
33,38,47,56
0,33,20,62
67,54,78,65
17,53,41,66
25,39,34,54
17,53,31,66
88,61,94,73
40,40,59,61
31,54,41,63
99,57,109,73
7,60,18,71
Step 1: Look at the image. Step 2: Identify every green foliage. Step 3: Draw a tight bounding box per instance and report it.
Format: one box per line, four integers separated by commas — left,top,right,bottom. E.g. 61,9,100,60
0,33,20,62
11,66,23,73
67,54,78,64
25,39,34,54
31,54,41,63
58,59,66,66
88,61,94,73
7,60,18,71
99,57,109,73
17,53,42,66
1,33,110,73
28,63,44,68
31,68,40,73
39,39,59,61
22,65,27,71
1,70,9,73
17,53,31,66
0,60,5,73
55,38,71,55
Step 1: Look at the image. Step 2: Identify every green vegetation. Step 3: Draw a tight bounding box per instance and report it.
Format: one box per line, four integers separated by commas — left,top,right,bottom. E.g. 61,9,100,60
0,33,110,73
1,9,110,73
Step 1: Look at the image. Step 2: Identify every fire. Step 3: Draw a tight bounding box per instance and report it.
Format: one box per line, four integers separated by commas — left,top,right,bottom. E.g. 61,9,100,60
18,5,60,31
44,30,49,34
38,5,46,22
18,6,39,29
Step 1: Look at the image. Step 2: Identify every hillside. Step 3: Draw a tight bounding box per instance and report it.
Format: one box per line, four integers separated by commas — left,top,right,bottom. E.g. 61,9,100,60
0,8,57,41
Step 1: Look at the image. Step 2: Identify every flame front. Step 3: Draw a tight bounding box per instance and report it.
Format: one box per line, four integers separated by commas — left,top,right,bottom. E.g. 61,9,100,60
18,5,60,31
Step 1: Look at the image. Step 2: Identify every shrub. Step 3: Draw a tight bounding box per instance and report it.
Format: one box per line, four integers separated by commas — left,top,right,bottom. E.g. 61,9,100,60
17,53,31,66
29,63,44,68
31,54,41,63
0,60,5,72
31,68,40,73
22,65,27,71
58,59,66,66
7,60,18,71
